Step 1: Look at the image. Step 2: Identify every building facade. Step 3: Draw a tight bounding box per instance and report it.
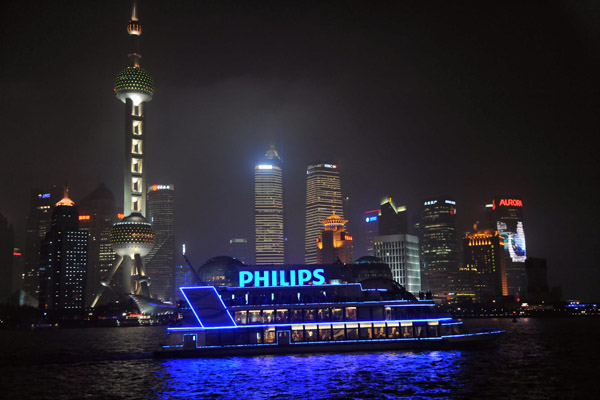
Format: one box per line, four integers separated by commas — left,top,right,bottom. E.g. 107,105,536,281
254,145,284,265
0,212,15,300
23,186,62,298
461,229,508,300
420,197,460,299
484,197,527,298
145,184,175,302
79,183,118,307
363,209,380,257
227,238,251,265
316,213,354,264
374,234,421,294
39,190,88,320
305,163,344,264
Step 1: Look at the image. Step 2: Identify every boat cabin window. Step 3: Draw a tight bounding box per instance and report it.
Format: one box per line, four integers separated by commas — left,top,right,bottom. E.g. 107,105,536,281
318,324,332,341
291,326,304,342
332,308,343,321
263,328,276,344
427,322,440,337
249,329,262,344
262,310,275,324
235,329,249,345
305,325,318,342
276,309,288,323
373,323,386,339
387,322,400,339
291,309,303,322
385,307,392,320
235,311,247,325
359,323,373,340
333,324,345,341
371,307,384,321
414,324,426,338
318,308,331,321
401,322,413,338
345,307,357,321
304,309,317,322
248,310,261,324
346,323,359,340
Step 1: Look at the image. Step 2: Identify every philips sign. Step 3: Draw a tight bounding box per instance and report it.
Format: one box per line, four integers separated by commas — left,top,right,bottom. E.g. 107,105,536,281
239,268,326,287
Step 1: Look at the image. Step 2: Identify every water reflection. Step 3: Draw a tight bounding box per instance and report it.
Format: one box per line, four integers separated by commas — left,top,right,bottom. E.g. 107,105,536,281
155,351,465,399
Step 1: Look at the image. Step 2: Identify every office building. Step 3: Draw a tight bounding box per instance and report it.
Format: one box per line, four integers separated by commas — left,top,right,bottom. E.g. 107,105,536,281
484,197,527,298
462,229,508,300
316,213,354,264
378,197,408,235
91,3,155,307
305,163,343,264
0,212,15,300
363,209,380,256
374,235,421,294
254,145,284,265
79,183,118,306
420,197,460,298
39,189,88,320
145,184,175,302
22,186,62,298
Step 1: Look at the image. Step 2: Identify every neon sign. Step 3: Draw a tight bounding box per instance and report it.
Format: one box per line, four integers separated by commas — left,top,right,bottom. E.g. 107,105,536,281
493,199,523,209
324,164,337,169
79,215,91,221
239,268,326,287
365,216,377,222
38,193,51,199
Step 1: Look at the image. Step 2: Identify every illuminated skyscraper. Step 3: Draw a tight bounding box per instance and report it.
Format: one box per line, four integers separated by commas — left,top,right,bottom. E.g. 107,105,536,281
461,229,508,300
23,186,61,298
0,212,15,300
316,213,353,264
484,197,527,298
79,183,118,307
145,184,175,302
227,238,251,265
254,145,284,265
420,197,460,299
91,2,155,307
363,209,380,256
305,163,343,264
39,189,88,320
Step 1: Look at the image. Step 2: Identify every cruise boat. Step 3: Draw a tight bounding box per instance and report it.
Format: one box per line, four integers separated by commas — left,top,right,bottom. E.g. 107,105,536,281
156,266,503,357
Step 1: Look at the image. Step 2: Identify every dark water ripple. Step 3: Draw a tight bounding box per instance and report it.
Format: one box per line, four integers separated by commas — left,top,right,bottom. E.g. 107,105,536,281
0,318,598,399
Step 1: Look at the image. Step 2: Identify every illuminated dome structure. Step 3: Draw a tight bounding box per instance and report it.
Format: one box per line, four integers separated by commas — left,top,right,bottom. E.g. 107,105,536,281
114,66,154,104
198,256,246,287
110,213,154,257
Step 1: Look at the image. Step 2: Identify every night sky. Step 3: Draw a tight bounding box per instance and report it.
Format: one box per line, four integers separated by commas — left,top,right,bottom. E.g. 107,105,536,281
1,1,598,300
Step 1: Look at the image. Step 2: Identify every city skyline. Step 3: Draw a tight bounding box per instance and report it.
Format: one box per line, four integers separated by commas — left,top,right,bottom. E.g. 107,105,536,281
1,1,598,300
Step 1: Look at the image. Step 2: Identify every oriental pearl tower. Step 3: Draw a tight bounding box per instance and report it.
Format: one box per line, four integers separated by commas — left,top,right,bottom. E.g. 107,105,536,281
91,1,154,308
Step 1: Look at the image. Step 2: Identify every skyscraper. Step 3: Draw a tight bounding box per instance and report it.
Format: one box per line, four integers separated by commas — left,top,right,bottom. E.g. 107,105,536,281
79,183,118,307
484,197,527,298
0,212,15,300
91,2,155,307
23,186,62,298
420,197,460,299
227,238,251,264
254,145,284,265
373,197,421,294
461,229,508,300
39,189,88,320
363,209,380,256
316,213,354,264
145,184,175,302
305,163,343,264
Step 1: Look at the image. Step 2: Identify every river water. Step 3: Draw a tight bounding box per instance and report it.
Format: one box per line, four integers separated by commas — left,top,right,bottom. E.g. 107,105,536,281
0,318,597,399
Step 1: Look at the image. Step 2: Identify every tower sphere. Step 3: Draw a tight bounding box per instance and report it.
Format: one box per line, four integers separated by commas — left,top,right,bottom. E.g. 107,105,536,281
110,213,154,257
114,66,154,104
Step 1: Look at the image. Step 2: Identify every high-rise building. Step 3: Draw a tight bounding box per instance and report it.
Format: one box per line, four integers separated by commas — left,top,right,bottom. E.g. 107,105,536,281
39,189,88,320
420,197,460,299
145,184,175,302
461,229,508,300
316,213,354,264
23,186,62,298
363,209,380,256
373,197,420,294
0,212,15,300
79,183,118,306
91,2,155,307
374,234,421,294
305,163,343,264
484,197,527,298
254,145,284,265
227,238,251,264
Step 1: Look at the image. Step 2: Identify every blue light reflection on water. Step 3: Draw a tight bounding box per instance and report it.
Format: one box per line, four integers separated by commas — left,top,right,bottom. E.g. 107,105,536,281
155,351,465,399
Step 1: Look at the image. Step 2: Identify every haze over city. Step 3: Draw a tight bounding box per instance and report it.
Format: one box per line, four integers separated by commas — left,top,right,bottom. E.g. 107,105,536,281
1,0,599,300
